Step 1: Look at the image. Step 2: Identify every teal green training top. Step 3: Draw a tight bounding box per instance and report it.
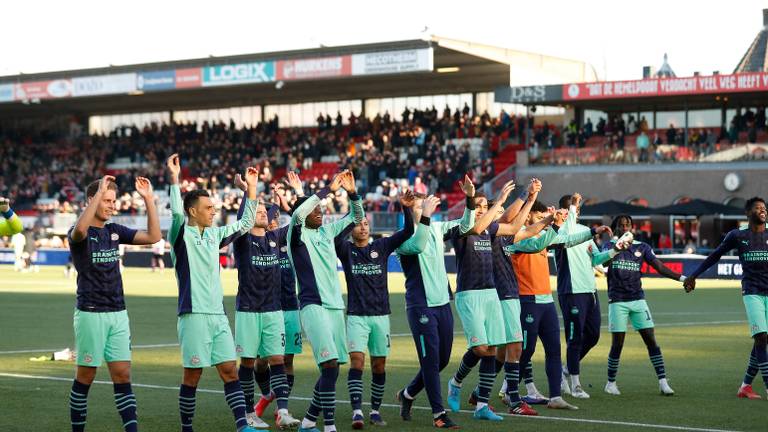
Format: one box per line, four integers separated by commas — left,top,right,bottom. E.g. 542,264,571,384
168,184,256,315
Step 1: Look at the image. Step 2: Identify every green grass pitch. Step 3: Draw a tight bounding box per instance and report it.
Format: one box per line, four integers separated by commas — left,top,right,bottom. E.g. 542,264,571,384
0,265,762,431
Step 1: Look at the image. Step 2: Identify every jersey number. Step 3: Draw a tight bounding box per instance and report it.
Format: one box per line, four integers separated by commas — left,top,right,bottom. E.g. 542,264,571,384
294,332,302,346
386,334,391,348
645,310,652,321
281,333,286,348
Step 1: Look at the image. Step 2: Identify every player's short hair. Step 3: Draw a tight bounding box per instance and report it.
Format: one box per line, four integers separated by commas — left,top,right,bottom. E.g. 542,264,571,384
413,192,427,200
85,179,118,199
530,200,548,213
745,197,766,212
558,194,573,209
473,192,488,205
183,189,210,215
610,214,633,233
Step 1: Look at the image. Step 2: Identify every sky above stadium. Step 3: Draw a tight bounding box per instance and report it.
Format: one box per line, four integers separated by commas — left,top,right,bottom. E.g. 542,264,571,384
3,0,766,81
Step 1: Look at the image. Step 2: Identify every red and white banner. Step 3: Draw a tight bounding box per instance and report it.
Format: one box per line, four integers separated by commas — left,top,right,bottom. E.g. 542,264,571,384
14,79,72,100
175,68,202,88
276,56,351,80
563,72,768,100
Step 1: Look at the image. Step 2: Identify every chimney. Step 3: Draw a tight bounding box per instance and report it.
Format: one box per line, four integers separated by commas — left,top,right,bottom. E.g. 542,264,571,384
713,71,719,75
642,66,651,79
693,71,700,76
764,8,768,28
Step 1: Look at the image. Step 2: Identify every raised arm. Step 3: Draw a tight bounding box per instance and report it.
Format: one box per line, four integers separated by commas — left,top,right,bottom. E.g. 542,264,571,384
0,197,23,236
397,195,439,255
324,171,365,237
167,154,185,245
510,225,559,253
494,179,542,236
216,167,259,247
439,175,478,237
550,207,613,248
468,180,515,235
130,177,162,245
291,171,345,227
381,191,416,254
590,240,627,266
500,178,539,223
71,175,115,243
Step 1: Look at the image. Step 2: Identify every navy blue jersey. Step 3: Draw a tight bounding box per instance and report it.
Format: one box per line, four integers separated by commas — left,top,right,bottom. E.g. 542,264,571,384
337,208,414,316
233,227,288,312
279,245,300,310
603,241,656,303
234,199,288,312
691,227,768,296
68,223,137,312
447,222,497,293
490,225,520,300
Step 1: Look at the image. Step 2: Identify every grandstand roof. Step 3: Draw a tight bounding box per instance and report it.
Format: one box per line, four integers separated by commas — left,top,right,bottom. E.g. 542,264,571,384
0,37,594,119
734,9,768,73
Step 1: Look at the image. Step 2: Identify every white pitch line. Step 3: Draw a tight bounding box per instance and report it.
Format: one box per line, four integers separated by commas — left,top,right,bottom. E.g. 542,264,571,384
0,343,179,355
0,319,747,355
0,372,740,432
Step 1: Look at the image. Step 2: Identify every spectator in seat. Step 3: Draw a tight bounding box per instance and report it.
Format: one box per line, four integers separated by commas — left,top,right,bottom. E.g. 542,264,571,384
637,130,650,162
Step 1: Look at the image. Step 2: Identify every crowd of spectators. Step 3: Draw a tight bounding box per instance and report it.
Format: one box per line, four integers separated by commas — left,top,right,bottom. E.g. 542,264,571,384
528,107,767,165
1,104,528,216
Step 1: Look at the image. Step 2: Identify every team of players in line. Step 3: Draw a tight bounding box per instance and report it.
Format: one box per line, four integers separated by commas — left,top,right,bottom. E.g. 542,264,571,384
56,153,768,431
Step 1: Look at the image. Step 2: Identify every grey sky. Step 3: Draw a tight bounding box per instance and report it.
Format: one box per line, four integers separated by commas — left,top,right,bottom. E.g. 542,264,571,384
2,0,766,81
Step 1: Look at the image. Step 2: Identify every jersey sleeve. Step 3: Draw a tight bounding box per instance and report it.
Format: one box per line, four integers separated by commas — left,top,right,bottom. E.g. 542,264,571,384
439,207,476,237
216,196,256,248
508,227,559,253
381,207,415,255
0,210,23,236
590,240,618,266
333,223,354,260
168,184,186,246
291,188,328,228
642,243,658,264
688,230,738,278
324,193,365,238
396,218,431,256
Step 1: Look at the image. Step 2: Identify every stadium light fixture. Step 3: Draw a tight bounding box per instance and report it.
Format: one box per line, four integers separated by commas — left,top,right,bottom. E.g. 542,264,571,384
436,66,460,73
